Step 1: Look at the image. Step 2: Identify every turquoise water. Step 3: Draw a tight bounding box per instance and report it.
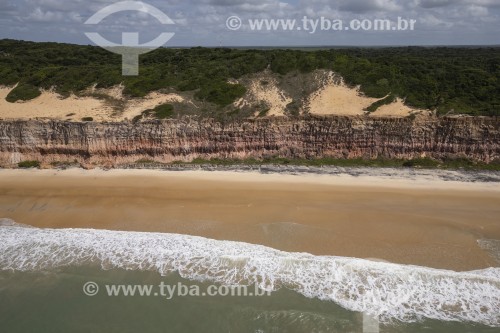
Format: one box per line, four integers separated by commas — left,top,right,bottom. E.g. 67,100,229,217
0,224,499,332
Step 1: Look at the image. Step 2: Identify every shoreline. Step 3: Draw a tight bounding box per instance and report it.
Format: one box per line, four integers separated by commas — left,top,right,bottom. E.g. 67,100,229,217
1,168,499,271
4,165,500,189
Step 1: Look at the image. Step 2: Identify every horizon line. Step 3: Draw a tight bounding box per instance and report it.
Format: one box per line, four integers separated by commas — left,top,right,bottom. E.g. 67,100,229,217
1,38,499,49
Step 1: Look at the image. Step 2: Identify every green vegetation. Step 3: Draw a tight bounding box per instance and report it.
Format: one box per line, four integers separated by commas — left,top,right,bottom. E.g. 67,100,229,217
195,81,246,107
5,84,41,102
0,39,499,115
18,160,40,168
402,158,440,168
365,94,397,113
129,155,500,170
187,157,402,167
134,104,175,122
151,104,174,119
258,108,270,117
167,157,500,171
81,117,93,122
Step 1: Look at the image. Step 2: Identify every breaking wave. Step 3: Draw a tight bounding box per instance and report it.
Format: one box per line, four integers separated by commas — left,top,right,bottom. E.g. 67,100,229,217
0,224,499,326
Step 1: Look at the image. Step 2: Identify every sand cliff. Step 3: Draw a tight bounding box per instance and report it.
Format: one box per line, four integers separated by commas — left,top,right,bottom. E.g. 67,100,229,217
0,116,498,167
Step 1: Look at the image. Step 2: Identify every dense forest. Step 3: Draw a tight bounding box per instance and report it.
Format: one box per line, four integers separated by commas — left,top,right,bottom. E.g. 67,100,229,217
0,39,498,116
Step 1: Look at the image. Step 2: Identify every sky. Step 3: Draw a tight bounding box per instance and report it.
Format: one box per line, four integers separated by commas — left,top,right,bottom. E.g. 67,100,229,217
0,0,499,47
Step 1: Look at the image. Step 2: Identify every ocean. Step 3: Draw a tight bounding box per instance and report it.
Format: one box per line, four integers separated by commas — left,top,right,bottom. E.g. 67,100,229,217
0,223,499,333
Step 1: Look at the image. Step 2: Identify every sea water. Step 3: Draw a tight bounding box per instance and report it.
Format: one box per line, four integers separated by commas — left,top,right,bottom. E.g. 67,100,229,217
0,223,499,333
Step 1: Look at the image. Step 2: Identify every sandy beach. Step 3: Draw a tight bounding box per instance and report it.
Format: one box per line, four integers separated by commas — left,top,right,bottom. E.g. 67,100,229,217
1,168,499,271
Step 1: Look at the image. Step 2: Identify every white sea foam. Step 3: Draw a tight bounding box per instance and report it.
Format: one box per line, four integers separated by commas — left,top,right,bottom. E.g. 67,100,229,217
0,225,499,326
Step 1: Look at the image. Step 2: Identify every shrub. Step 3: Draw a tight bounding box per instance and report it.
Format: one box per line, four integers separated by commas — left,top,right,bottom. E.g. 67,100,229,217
402,158,440,168
132,114,143,123
364,94,397,113
81,117,94,122
18,160,40,168
258,108,270,117
152,104,174,119
138,104,175,121
195,82,246,107
286,101,300,117
136,159,156,164
6,84,41,102
441,157,475,169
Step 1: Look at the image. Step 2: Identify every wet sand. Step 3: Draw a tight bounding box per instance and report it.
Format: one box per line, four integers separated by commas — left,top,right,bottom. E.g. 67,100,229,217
0,168,499,271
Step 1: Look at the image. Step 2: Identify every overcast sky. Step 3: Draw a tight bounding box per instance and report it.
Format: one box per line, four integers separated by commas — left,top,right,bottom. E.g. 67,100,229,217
0,0,499,46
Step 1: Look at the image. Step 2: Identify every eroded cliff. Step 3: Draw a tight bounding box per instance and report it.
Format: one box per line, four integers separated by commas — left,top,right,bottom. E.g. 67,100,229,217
0,116,498,167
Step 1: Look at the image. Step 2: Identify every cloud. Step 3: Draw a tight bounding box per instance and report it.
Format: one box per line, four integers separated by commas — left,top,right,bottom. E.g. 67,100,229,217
26,7,83,23
417,0,459,8
466,4,490,15
337,0,402,13
417,0,500,8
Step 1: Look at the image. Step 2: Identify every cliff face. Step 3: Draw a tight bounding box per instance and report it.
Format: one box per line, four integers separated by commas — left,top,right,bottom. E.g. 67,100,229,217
0,116,498,167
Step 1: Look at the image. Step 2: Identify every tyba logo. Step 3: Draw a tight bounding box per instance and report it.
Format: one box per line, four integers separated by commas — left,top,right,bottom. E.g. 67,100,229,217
84,1,175,76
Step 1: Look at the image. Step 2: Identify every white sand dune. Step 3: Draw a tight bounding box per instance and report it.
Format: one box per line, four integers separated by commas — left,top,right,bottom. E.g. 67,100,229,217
120,91,184,120
0,86,110,121
1,75,432,120
234,74,292,117
306,73,380,116
0,85,185,121
370,98,432,118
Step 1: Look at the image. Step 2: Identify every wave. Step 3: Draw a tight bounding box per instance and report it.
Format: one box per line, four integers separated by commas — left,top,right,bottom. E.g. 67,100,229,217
0,223,499,326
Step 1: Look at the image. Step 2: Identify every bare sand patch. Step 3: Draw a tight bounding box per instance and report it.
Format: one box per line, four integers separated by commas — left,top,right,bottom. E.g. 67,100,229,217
370,98,432,118
89,84,125,100
0,85,185,121
306,73,380,116
234,74,292,117
0,86,110,121
120,91,184,120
